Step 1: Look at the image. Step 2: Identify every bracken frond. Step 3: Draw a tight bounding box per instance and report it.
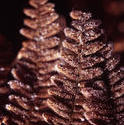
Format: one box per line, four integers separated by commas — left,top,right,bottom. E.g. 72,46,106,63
3,0,66,124
1,0,124,124
43,10,124,125
0,38,14,124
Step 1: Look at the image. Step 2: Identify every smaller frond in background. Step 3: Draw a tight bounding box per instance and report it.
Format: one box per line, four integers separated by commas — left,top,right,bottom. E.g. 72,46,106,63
103,0,124,53
0,34,15,124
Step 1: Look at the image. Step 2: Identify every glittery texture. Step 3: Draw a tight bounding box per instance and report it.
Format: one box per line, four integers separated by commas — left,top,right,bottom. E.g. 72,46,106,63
1,1,124,124
46,10,124,125
1,0,66,124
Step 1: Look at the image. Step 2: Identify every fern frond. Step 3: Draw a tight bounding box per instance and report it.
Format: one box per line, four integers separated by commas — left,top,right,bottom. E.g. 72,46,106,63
3,0,66,124
46,10,124,125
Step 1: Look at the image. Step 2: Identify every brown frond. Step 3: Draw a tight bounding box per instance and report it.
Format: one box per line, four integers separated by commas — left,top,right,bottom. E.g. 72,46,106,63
45,10,124,125
1,0,124,124
3,0,66,124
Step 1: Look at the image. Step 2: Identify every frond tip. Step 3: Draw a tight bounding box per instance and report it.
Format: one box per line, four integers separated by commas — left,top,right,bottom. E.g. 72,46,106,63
3,0,66,124
1,0,123,123
45,10,124,125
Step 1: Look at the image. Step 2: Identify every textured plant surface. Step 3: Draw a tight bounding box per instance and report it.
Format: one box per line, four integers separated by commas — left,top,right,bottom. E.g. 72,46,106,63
1,0,65,124
57,10,124,125
0,0,124,125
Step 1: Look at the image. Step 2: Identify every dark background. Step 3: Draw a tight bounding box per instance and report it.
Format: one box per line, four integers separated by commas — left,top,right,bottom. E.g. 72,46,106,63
0,0,123,64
